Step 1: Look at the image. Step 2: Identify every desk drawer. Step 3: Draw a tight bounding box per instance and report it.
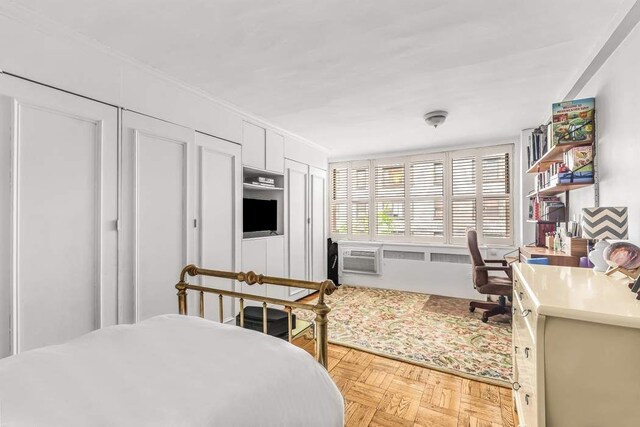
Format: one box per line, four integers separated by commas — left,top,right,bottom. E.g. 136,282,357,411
513,273,537,343
513,321,538,426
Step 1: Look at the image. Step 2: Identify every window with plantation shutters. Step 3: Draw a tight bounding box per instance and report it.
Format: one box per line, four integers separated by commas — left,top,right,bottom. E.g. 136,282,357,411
450,156,477,239
481,153,511,240
328,144,512,245
351,164,370,235
409,158,444,240
329,166,348,235
375,163,405,236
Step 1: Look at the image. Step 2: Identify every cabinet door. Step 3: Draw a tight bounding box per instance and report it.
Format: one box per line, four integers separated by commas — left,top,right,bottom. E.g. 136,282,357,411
242,121,265,170
265,130,284,173
0,74,118,355
194,132,241,323
242,238,267,307
310,167,327,282
265,236,285,300
285,160,309,299
120,111,193,323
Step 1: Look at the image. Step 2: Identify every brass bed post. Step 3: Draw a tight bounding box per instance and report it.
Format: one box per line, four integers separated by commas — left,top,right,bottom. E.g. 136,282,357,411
314,280,333,368
176,282,188,315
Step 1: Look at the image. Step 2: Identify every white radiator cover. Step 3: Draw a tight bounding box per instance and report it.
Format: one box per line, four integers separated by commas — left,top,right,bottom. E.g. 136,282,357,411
337,241,514,298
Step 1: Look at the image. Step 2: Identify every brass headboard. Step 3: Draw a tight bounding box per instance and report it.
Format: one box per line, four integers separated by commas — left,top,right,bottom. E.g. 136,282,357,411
175,264,337,368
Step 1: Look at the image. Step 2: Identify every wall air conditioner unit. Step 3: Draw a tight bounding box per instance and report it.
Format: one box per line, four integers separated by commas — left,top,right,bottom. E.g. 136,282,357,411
339,247,381,275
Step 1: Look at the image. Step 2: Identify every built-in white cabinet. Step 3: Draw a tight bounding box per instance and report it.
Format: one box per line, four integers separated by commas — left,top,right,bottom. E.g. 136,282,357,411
285,160,327,299
242,236,285,305
242,121,284,173
121,112,241,323
193,132,242,324
0,74,323,358
120,112,194,323
266,130,285,173
0,74,119,356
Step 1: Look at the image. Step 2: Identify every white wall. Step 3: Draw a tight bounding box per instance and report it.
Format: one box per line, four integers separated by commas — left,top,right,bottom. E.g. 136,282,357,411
568,22,640,244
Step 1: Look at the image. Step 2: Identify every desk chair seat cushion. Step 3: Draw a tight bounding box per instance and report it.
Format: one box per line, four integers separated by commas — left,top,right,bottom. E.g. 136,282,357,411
477,276,513,296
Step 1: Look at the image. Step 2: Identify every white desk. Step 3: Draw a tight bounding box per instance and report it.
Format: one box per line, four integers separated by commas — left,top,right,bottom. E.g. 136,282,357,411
512,263,640,427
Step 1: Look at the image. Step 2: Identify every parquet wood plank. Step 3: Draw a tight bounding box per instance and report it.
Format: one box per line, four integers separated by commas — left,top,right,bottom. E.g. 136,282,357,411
345,400,377,427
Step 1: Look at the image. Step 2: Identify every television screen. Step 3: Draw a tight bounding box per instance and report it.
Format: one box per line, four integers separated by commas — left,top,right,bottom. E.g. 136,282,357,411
243,198,278,232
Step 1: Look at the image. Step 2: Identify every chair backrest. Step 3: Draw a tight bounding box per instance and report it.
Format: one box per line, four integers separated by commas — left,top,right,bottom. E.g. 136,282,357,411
466,229,487,288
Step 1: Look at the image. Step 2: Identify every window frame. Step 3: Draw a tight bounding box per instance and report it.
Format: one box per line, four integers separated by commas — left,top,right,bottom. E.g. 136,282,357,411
328,144,514,246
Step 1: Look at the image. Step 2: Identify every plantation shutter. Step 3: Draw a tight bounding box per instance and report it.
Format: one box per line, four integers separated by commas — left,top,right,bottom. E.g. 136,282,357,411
351,164,370,235
409,158,444,240
481,152,511,241
374,162,405,236
329,165,348,235
451,156,477,239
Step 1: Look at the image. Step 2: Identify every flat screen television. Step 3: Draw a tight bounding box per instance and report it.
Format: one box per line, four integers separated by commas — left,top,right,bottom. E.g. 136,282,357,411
243,198,278,233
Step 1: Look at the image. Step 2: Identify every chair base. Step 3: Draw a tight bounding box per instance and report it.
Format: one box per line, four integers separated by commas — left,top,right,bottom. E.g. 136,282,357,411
469,296,511,323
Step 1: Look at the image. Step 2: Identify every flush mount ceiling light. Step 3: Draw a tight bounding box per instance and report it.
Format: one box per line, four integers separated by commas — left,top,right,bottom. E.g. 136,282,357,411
424,110,448,128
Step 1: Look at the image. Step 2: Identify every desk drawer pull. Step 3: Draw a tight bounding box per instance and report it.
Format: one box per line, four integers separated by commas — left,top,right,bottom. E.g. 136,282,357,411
525,347,530,358
522,309,532,317
519,291,524,300
525,394,531,405
512,382,521,391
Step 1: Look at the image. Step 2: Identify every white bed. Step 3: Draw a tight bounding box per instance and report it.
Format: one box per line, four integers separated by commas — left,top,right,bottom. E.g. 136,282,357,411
0,314,344,426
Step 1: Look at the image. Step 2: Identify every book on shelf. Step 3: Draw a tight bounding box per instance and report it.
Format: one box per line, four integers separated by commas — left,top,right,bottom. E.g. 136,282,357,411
552,98,595,146
528,196,564,222
564,146,593,172
527,124,549,168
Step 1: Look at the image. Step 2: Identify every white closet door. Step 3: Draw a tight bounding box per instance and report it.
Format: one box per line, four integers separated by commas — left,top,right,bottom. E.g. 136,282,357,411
120,111,193,323
194,132,241,323
0,75,118,355
310,167,327,283
285,159,309,299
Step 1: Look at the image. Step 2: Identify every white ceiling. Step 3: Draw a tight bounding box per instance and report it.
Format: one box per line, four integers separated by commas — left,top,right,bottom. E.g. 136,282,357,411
14,0,632,157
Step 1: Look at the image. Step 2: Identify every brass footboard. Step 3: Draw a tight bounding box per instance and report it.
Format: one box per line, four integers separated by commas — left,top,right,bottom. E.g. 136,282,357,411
175,264,337,368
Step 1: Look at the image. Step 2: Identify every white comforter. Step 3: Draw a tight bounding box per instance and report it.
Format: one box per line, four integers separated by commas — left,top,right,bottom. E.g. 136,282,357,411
0,315,343,426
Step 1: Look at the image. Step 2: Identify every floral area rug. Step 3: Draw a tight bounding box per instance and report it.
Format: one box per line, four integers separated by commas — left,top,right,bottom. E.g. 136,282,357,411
297,286,512,385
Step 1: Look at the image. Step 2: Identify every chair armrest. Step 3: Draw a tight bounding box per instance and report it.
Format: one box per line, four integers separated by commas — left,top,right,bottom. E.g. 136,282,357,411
485,259,508,265
476,265,511,272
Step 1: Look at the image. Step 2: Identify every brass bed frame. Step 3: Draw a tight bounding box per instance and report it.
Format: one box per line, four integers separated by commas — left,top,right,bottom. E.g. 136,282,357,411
176,264,337,368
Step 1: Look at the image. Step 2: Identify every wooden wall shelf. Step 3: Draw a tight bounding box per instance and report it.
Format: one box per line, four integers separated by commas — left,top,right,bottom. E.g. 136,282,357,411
526,140,593,174
527,181,594,198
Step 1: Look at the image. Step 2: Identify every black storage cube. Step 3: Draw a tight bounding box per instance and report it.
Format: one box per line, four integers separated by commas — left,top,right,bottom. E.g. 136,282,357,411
235,306,296,339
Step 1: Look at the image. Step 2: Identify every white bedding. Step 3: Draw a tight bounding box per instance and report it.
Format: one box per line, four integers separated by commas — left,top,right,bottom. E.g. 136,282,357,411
0,315,343,426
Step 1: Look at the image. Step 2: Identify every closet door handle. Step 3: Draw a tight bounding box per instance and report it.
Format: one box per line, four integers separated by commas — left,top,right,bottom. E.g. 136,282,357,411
525,394,531,405
524,347,530,358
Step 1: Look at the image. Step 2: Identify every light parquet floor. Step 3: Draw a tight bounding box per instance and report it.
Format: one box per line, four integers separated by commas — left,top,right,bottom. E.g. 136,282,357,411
295,293,515,427
300,341,514,427
332,344,514,427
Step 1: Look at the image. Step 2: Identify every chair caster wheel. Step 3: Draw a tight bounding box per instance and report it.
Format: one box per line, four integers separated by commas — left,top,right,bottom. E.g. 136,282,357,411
469,306,476,313
481,314,489,323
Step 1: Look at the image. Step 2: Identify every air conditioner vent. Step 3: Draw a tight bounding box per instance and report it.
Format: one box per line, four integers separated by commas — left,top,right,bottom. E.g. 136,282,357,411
340,247,381,275
350,250,376,258
430,253,471,264
383,250,425,261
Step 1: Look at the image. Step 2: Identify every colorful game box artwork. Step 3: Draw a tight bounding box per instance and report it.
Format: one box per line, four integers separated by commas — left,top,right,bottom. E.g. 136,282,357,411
552,98,595,146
